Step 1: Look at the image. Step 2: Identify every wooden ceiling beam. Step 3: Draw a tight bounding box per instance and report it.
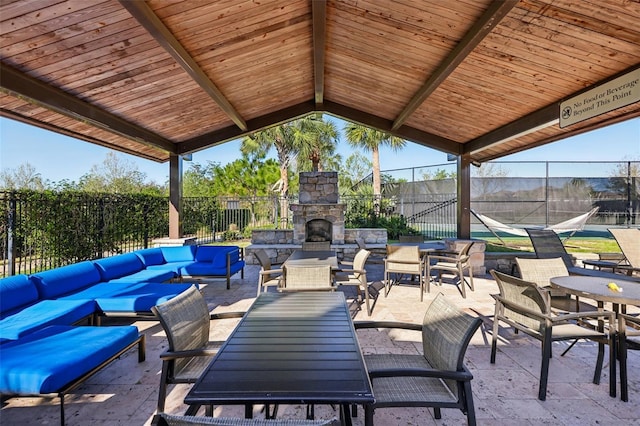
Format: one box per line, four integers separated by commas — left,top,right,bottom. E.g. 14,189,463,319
323,100,461,155
0,63,175,153
120,0,248,131
178,101,316,154
312,0,327,106
391,0,519,131
0,108,166,162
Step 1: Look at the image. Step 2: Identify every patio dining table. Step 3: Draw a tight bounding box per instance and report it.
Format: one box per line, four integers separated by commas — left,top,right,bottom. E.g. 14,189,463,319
183,291,374,425
283,249,340,269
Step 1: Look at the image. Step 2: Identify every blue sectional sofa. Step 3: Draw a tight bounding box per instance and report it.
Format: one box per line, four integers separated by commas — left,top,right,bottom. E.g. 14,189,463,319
0,244,243,425
0,325,145,426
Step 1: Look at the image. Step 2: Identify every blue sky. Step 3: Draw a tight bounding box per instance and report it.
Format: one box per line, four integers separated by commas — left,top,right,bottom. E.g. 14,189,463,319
1,115,638,185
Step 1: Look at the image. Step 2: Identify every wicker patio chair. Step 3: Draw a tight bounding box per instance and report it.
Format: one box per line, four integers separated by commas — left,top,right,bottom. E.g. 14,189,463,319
515,257,576,306
151,285,245,416
335,249,372,316
281,265,334,291
301,241,331,251
525,228,576,269
255,249,283,296
609,228,640,276
489,270,616,400
158,413,340,426
384,244,426,300
618,313,640,402
426,242,474,298
356,238,384,264
354,293,482,425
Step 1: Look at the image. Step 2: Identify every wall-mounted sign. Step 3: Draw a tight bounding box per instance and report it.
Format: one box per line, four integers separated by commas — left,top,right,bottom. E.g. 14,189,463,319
559,68,639,128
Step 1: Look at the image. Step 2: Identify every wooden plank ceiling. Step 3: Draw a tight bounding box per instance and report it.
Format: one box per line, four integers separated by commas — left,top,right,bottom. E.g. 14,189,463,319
1,0,639,164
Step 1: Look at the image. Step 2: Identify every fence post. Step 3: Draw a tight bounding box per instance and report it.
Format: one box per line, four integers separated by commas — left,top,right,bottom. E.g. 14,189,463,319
7,192,17,276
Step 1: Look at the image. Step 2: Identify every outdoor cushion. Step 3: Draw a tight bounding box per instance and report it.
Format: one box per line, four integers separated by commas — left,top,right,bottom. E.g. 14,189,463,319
0,274,39,316
30,261,102,299
159,246,197,263
93,253,145,281
179,260,245,277
0,325,140,394
195,246,239,268
145,261,197,275
108,268,176,284
0,299,96,342
134,248,166,267
59,282,194,313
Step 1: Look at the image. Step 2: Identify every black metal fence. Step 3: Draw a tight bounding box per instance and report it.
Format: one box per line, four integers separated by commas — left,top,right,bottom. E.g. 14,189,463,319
2,161,637,277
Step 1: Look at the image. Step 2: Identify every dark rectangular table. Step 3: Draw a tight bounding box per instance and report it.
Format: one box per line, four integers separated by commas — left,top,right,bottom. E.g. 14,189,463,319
283,250,339,269
184,292,374,425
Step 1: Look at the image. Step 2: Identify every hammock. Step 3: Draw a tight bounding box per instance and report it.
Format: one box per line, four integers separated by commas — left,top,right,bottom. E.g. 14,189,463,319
471,207,599,245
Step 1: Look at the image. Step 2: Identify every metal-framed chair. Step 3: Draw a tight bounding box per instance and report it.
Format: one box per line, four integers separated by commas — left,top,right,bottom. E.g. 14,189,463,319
151,285,244,416
384,244,426,300
426,242,474,298
355,293,482,425
490,270,616,400
609,228,640,276
255,249,283,296
618,313,640,402
281,265,334,292
335,249,372,315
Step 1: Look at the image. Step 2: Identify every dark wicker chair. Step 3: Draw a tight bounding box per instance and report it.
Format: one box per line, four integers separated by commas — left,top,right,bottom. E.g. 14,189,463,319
355,293,482,425
151,285,244,416
490,270,616,400
618,313,640,402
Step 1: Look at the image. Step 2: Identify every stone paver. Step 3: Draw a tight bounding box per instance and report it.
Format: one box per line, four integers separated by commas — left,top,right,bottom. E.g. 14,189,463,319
1,262,638,425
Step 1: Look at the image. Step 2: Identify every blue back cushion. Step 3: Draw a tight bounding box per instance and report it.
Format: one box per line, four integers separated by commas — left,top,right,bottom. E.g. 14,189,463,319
196,246,239,268
31,261,102,299
134,248,166,267
93,253,144,281
0,275,39,314
159,246,196,263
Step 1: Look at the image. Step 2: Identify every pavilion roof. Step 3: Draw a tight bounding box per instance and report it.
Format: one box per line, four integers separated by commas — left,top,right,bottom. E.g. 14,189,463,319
1,0,638,163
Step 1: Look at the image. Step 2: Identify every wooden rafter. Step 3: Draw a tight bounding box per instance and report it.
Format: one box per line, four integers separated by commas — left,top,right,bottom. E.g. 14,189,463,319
391,0,519,131
178,101,316,154
119,0,248,131
323,100,461,155
0,63,175,154
312,0,327,106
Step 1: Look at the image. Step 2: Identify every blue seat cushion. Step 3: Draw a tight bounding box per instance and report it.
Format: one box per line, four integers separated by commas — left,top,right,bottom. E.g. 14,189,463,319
133,248,166,267
59,282,193,313
0,300,97,341
145,261,196,275
0,275,39,316
108,269,175,283
180,260,245,277
0,325,139,394
93,253,145,282
30,261,102,299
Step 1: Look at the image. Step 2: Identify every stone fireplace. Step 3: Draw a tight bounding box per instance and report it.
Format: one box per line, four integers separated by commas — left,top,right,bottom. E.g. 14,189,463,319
290,172,345,244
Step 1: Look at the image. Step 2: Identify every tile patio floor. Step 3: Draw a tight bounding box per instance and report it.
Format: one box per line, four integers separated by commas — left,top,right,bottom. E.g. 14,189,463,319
2,262,639,425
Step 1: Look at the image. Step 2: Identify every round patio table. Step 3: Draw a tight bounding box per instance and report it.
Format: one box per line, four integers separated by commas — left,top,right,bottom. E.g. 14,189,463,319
550,276,640,311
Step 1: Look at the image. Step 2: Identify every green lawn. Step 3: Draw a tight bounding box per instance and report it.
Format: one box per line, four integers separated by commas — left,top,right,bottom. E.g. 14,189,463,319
480,237,621,255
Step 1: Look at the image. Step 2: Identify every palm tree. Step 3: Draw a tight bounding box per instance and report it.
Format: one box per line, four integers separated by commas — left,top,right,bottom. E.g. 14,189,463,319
343,123,406,200
294,116,339,172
